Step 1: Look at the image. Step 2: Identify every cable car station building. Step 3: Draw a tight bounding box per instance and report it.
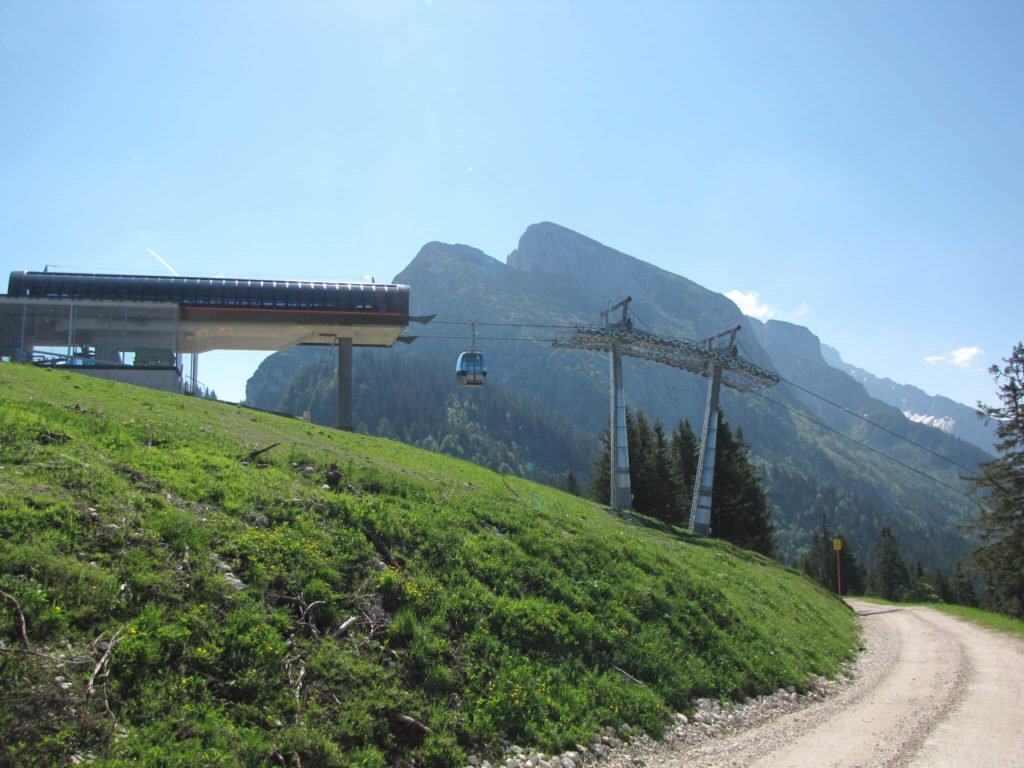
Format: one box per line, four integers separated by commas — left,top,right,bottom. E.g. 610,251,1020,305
0,271,411,429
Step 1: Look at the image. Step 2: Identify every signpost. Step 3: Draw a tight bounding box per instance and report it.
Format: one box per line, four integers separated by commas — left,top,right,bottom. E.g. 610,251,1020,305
833,538,843,598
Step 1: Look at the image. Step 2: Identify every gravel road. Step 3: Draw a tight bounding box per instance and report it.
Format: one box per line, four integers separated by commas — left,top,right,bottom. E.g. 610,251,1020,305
603,599,1024,768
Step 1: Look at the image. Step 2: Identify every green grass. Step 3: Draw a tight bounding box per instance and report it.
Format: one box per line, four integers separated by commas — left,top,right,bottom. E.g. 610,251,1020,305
932,604,1024,635
854,597,1024,636
0,364,858,767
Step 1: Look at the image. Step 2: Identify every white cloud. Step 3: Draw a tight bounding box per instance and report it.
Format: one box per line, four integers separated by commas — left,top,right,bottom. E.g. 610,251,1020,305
925,346,984,368
725,290,776,320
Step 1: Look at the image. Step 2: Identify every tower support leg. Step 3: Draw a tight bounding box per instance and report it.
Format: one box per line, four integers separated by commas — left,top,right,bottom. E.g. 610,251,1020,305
689,364,722,535
336,337,353,431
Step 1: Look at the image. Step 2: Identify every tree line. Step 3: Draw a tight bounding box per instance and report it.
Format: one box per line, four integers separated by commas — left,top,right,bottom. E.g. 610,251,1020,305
798,517,978,606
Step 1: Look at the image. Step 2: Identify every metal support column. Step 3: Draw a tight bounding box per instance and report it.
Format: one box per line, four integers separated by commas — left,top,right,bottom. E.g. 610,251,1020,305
610,341,632,509
335,336,353,431
66,305,75,360
689,363,722,535
18,303,28,362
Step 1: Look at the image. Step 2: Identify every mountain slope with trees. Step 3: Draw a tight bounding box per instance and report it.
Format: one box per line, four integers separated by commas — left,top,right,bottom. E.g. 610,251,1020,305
246,222,986,573
247,347,595,488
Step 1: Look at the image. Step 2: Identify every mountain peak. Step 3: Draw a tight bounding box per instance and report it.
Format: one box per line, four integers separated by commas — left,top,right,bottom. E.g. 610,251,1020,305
508,222,645,277
393,241,504,285
414,241,496,268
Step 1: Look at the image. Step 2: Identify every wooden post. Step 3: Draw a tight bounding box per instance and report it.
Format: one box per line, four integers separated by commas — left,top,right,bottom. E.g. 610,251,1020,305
833,538,843,598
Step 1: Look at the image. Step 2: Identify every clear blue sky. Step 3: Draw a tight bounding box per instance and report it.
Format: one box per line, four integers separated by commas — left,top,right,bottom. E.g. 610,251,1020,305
2,1,1021,408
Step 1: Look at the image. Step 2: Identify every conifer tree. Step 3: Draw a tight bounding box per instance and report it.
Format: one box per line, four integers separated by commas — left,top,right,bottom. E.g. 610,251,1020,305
869,526,909,601
709,417,775,557
949,561,979,607
648,422,677,522
930,568,951,604
800,517,866,595
902,561,940,602
629,410,656,514
969,342,1024,619
671,420,699,523
590,429,612,505
800,515,835,589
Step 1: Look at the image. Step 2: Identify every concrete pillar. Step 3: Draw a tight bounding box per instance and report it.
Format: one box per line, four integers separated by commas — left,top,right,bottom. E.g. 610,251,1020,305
335,337,353,431
689,364,722,536
610,342,632,509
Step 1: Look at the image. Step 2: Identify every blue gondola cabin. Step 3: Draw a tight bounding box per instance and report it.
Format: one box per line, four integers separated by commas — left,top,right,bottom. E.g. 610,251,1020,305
456,350,486,386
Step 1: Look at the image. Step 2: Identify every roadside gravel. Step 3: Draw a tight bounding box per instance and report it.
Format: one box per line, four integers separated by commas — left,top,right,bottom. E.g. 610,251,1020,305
479,599,1024,768
594,599,1024,768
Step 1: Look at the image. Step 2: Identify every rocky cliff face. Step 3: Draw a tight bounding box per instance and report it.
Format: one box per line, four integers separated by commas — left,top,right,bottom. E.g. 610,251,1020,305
507,222,753,353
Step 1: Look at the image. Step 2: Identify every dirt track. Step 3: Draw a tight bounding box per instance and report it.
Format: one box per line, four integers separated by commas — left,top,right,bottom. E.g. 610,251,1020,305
610,599,1024,767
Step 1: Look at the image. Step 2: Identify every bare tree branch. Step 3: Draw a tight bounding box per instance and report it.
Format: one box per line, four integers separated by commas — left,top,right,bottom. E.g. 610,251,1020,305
0,590,29,648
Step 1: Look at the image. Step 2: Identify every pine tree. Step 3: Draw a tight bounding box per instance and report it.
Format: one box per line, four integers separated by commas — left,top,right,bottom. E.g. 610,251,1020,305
565,471,581,497
800,517,866,595
671,420,699,524
590,429,611,505
903,561,940,602
800,515,835,590
949,561,979,607
869,526,909,601
930,568,952,604
968,342,1024,619
709,417,774,557
648,422,677,522
629,410,656,514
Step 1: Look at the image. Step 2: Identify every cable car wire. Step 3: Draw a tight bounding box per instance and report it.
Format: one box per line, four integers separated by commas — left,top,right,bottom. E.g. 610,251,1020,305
430,319,577,330
748,388,984,506
418,318,987,494
410,334,557,343
775,375,983,476
732,339,985,478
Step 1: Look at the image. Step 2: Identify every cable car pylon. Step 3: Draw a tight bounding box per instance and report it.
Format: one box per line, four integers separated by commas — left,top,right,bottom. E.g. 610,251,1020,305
553,300,779,534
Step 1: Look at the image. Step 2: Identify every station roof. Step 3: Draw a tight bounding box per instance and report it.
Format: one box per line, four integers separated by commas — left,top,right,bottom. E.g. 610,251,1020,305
4,271,411,352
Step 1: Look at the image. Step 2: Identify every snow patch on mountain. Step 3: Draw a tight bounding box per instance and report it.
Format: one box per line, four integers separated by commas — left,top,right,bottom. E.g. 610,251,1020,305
903,411,957,434
822,343,996,455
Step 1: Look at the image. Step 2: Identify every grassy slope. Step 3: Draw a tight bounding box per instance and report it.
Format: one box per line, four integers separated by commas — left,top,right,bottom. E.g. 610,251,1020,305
0,364,858,767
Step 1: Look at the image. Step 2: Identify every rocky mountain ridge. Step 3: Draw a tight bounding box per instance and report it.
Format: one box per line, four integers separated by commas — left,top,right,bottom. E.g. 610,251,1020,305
820,343,996,454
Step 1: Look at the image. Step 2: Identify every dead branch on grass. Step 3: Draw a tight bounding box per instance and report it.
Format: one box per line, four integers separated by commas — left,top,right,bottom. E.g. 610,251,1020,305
244,443,280,462
0,590,29,648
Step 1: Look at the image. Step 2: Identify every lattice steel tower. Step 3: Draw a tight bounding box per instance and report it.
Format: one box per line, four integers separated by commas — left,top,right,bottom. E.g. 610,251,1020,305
554,299,779,535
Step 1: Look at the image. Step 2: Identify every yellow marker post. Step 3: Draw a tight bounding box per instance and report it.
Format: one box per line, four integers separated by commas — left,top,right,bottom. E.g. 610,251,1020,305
833,538,843,598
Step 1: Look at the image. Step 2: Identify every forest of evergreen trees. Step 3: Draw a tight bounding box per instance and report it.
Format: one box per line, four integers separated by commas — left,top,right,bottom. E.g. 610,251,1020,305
798,517,978,607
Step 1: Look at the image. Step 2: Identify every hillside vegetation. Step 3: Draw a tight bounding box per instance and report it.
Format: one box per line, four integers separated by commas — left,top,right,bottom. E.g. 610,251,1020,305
1,364,857,767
